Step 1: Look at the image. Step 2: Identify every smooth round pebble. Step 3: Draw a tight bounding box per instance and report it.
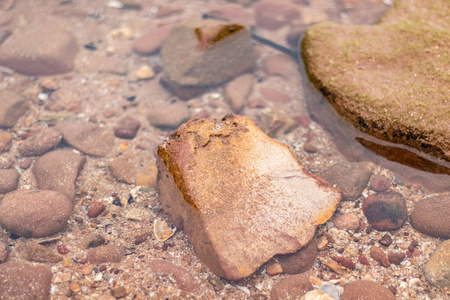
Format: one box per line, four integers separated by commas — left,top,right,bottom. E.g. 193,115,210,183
362,191,407,231
0,262,52,299
18,127,62,156
410,195,450,239
370,174,391,191
147,100,191,128
114,116,141,139
87,244,126,264
133,25,173,55
424,240,450,287
0,190,72,238
341,280,395,300
0,169,19,194
254,0,300,30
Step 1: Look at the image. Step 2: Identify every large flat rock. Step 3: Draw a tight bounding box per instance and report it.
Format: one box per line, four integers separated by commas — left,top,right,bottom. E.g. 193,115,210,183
302,0,450,161
157,115,341,280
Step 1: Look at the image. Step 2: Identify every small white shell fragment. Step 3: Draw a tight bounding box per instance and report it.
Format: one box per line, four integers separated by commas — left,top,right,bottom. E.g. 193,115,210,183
153,219,176,241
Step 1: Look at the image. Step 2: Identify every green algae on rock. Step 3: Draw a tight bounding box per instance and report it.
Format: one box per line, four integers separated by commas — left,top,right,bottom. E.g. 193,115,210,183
302,0,450,162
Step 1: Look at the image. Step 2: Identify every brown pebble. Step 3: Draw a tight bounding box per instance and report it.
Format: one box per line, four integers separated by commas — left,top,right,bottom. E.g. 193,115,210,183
370,174,391,191
260,87,291,104
114,116,141,139
362,191,407,231
341,280,396,300
333,213,360,231
388,252,405,265
100,265,107,272
333,256,355,270
0,131,12,153
57,245,70,254
303,142,318,153
370,245,390,267
276,239,317,274
266,262,283,275
111,286,127,298
87,201,106,218
17,128,62,156
133,233,148,245
87,244,126,264
294,115,311,128
0,241,10,263
358,254,370,266
0,169,20,194
24,243,63,263
378,234,393,247
19,158,33,169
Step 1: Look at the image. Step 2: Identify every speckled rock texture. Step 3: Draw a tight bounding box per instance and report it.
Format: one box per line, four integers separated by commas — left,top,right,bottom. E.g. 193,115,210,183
410,195,450,239
157,115,341,280
302,0,450,161
0,90,28,128
424,240,450,287
341,280,396,300
0,262,52,299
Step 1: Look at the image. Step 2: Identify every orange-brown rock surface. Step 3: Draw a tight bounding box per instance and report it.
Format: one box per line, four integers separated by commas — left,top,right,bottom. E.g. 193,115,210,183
156,115,341,280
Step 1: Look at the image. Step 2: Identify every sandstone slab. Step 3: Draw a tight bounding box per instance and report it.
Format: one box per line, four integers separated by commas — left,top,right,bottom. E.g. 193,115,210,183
0,90,28,128
0,262,52,299
32,149,86,201
0,190,72,238
157,115,341,280
0,25,78,75
302,0,450,161
56,119,115,157
160,20,255,89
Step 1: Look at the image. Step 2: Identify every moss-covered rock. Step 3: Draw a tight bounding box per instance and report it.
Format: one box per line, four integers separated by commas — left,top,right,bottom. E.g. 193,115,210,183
302,0,450,161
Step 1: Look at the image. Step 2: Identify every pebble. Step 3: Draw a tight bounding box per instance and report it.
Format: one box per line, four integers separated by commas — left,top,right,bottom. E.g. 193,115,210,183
370,245,390,267
0,190,72,238
147,259,200,293
135,163,158,186
80,233,106,249
19,158,33,169
157,115,340,280
153,219,176,242
133,25,173,55
410,195,450,239
0,169,19,193
254,0,300,30
326,259,345,275
362,191,407,231
161,20,255,88
0,25,78,75
388,252,405,265
319,161,373,201
277,239,317,274
24,242,63,263
369,174,390,191
269,275,313,300
0,240,10,263
333,213,360,230
114,116,141,139
424,240,450,287
333,256,355,270
18,127,62,156
69,282,81,293
0,262,52,299
225,73,253,112
262,54,299,79
111,286,128,298
135,65,155,79
341,280,396,300
87,244,126,264
358,254,370,266
0,131,12,152
266,262,283,275
207,4,253,26
87,201,106,218
56,120,115,157
76,265,93,276
378,234,393,247
147,100,191,129
32,149,86,201
109,157,137,184
0,90,28,128
260,87,291,104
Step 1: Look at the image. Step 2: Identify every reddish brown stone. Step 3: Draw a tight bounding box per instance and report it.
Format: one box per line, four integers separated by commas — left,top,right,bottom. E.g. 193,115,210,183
362,191,407,231
87,244,126,264
410,195,450,239
157,115,341,280
270,275,313,300
0,131,12,153
370,174,391,192
260,87,291,104
0,169,19,194
87,201,106,218
147,259,200,293
333,256,356,270
114,116,141,139
358,254,370,266
0,90,28,128
388,252,405,265
276,239,317,274
254,0,300,30
333,213,360,230
133,25,173,55
370,245,390,267
341,280,396,300
18,128,62,156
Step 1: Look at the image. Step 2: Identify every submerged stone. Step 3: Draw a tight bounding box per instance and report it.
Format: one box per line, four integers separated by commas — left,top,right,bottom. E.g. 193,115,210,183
157,115,341,280
160,20,255,92
302,0,450,161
